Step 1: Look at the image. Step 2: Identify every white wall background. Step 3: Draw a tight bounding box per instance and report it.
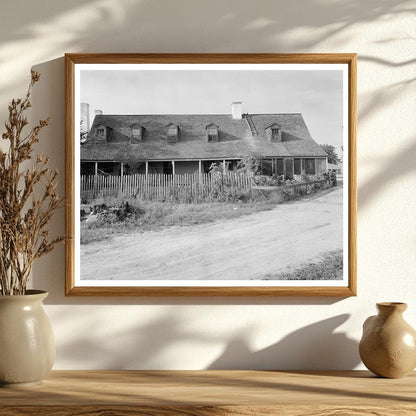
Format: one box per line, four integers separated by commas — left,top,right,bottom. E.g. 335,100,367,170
0,0,415,370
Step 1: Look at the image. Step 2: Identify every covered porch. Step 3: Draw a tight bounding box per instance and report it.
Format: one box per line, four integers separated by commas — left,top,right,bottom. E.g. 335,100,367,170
260,157,328,179
81,157,328,179
81,160,126,176
135,159,241,175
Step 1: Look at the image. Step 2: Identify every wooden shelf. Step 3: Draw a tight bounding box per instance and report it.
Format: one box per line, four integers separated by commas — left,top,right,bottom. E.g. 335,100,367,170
1,370,415,415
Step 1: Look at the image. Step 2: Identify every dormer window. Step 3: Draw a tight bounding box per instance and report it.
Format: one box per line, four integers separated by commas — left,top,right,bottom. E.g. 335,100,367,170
130,124,144,143
267,123,282,142
95,124,110,142
272,129,281,142
166,123,179,143
206,123,219,142
168,126,177,135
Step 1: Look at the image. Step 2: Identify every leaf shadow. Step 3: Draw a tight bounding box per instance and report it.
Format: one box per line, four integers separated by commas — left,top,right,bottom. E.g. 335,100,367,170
207,314,360,370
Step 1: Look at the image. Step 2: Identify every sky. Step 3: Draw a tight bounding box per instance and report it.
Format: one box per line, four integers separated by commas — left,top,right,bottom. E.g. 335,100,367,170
80,65,345,148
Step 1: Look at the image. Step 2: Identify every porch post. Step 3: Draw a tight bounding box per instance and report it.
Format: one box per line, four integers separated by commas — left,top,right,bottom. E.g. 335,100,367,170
145,161,149,176
325,157,328,173
198,160,202,178
120,162,124,193
314,158,318,175
223,159,226,173
172,160,175,175
283,158,286,178
94,162,98,195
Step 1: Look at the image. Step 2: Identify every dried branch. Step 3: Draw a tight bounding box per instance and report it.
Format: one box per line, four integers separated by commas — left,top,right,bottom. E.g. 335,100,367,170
0,71,66,295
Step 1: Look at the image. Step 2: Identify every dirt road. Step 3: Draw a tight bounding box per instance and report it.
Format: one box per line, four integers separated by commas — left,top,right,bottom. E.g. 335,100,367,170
81,188,344,281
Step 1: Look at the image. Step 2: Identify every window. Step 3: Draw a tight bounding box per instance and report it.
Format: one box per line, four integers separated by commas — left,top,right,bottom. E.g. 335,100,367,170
206,124,219,142
294,158,301,175
285,159,294,179
305,158,316,175
131,126,143,143
208,129,218,142
315,158,326,174
271,129,281,142
166,124,178,143
261,159,273,176
96,127,105,136
269,125,282,142
275,159,284,175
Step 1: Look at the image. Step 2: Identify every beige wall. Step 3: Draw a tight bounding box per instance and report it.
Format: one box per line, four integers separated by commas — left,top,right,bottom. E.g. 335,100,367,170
0,0,415,370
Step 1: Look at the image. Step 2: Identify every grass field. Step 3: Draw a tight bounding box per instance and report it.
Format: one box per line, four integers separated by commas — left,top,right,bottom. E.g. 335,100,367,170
80,185,337,245
81,196,284,245
260,249,343,280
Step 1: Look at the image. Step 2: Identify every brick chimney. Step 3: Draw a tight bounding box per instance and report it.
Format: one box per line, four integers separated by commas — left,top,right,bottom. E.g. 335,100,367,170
95,109,103,116
231,102,242,120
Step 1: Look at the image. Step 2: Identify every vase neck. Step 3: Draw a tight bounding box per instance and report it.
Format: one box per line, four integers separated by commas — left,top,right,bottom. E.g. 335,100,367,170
377,302,407,316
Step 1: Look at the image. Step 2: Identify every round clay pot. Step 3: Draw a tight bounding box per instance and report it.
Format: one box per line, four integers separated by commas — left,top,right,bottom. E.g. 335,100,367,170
359,302,416,378
0,290,55,387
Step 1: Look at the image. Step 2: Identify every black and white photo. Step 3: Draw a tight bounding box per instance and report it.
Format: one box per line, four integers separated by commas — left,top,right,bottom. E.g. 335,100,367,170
65,54,356,296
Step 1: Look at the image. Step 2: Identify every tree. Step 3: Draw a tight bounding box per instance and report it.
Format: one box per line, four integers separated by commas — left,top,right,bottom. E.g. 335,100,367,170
236,153,263,175
80,120,88,144
321,144,341,165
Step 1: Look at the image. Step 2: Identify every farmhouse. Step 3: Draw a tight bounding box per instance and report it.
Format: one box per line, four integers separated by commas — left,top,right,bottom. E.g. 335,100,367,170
80,102,328,179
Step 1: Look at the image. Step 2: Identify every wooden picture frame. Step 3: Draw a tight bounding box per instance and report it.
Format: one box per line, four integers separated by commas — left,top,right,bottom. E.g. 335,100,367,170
65,53,356,296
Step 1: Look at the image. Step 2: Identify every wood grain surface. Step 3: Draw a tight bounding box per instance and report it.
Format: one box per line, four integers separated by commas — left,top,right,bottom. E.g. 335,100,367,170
1,370,415,415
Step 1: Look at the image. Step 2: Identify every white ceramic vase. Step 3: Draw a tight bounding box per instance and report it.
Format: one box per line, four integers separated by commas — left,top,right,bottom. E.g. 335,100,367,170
0,290,55,387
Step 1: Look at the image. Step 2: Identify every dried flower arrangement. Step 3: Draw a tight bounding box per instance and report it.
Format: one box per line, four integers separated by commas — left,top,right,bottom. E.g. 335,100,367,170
0,71,65,295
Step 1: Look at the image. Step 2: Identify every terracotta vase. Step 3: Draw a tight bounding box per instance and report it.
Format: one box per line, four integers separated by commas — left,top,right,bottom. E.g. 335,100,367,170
0,290,55,387
359,302,416,378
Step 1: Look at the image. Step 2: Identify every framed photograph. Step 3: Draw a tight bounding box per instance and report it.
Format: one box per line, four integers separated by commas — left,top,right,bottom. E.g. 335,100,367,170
65,53,356,296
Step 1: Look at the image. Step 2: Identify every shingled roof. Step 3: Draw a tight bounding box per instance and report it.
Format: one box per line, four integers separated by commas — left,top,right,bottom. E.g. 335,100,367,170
81,113,327,161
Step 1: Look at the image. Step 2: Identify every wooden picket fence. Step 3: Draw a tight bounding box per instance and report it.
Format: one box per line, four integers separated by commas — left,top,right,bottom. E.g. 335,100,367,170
81,172,252,202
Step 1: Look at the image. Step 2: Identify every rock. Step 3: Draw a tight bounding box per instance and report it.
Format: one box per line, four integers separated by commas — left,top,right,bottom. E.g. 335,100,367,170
80,204,92,214
85,213,99,223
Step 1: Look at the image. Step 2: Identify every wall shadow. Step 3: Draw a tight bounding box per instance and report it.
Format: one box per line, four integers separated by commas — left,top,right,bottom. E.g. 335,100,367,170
207,314,360,370
1,0,414,101
358,138,416,210
54,310,219,369
53,310,359,370
1,0,413,371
